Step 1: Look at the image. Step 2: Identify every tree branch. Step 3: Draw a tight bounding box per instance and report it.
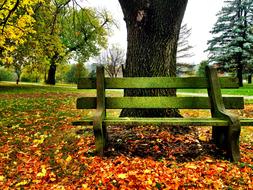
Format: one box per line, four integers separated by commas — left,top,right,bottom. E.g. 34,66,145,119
1,0,20,34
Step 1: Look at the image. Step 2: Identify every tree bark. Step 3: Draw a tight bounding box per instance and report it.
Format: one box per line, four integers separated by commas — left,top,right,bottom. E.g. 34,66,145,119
118,0,188,117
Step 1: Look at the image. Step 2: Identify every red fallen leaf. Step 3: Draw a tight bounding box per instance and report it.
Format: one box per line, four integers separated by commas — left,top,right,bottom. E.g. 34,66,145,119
0,144,9,153
153,145,159,151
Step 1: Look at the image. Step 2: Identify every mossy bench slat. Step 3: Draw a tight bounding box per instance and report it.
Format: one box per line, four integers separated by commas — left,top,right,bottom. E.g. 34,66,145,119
78,77,239,89
76,97,244,109
72,118,253,127
73,65,253,162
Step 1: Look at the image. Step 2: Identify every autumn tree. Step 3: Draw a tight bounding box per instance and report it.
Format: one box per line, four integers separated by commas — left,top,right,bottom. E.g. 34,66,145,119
0,0,44,63
96,45,125,77
118,0,188,117
44,3,113,85
206,0,253,86
0,0,113,85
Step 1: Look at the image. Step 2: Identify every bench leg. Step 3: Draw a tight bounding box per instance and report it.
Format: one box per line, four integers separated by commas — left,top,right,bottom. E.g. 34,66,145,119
212,126,226,148
226,124,241,162
93,122,106,155
102,123,108,147
212,125,241,162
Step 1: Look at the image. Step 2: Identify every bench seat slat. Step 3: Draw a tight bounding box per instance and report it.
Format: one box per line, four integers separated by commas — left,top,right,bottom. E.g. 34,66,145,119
240,118,253,126
78,77,239,89
77,97,244,109
72,117,253,126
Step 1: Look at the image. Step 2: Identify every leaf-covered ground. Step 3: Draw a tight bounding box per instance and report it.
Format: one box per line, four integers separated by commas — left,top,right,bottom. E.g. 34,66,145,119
0,83,252,189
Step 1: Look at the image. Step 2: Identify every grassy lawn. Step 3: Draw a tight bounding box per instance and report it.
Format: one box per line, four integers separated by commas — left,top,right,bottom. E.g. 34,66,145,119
0,82,252,189
177,83,253,96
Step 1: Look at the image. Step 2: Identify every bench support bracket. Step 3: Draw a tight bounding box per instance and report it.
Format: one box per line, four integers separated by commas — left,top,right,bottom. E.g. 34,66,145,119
206,66,241,162
93,66,108,155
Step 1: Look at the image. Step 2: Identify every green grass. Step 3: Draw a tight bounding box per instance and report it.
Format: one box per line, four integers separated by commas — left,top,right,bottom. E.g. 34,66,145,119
177,83,253,96
0,81,80,94
2,81,251,96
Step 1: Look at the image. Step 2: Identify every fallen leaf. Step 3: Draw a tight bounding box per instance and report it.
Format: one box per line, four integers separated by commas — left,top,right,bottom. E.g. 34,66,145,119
185,163,197,169
66,155,72,163
37,165,47,177
0,175,5,181
16,180,28,187
118,173,128,179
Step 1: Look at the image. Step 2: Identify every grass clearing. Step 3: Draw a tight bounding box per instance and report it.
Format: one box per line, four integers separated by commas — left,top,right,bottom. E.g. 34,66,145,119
178,83,253,96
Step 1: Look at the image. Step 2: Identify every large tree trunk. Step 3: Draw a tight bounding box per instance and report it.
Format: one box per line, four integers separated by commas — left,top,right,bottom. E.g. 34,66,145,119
118,0,188,117
46,62,56,85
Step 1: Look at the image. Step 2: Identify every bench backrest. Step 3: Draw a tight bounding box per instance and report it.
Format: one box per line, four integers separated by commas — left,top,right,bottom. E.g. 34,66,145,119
76,66,244,111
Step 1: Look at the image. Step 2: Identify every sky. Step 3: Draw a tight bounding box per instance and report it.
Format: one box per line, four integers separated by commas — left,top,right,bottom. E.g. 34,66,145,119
82,0,225,64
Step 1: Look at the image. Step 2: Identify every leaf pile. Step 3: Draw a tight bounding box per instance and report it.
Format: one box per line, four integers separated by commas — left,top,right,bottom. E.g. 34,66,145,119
0,90,252,189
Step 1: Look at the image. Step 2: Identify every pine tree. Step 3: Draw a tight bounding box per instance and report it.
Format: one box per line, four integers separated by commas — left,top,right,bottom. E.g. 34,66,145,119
207,0,253,86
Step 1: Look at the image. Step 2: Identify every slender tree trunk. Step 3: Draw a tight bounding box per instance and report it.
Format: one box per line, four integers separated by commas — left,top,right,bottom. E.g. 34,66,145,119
237,64,243,87
118,0,188,117
15,68,21,85
16,75,20,85
46,53,59,85
248,74,252,84
236,53,243,87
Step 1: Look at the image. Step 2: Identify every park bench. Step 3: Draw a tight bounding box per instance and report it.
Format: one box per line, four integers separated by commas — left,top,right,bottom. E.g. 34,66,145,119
72,65,253,162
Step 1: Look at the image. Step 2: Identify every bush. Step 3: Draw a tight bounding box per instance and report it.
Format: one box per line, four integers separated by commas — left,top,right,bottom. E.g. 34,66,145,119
0,67,15,81
21,71,41,83
64,63,88,84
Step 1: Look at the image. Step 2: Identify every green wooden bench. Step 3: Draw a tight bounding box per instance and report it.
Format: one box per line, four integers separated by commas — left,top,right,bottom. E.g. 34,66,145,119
72,65,253,162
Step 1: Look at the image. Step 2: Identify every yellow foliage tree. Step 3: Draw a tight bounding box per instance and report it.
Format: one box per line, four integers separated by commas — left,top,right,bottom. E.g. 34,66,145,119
0,0,44,64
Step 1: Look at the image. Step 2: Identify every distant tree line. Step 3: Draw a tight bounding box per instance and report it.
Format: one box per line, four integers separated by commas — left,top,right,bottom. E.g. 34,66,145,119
0,0,114,85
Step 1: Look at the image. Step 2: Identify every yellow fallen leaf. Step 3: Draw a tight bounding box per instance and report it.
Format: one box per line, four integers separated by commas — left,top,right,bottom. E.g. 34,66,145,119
50,177,56,182
37,165,47,177
82,184,89,188
16,180,28,187
144,169,151,174
205,158,214,163
118,173,128,179
190,177,198,182
147,179,153,185
185,163,197,169
66,155,72,163
0,175,5,181
199,134,207,141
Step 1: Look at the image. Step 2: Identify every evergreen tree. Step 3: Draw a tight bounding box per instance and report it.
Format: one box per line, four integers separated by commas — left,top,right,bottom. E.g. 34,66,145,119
206,0,253,86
